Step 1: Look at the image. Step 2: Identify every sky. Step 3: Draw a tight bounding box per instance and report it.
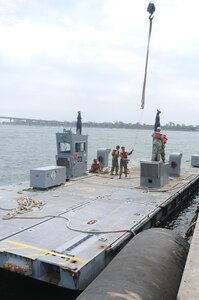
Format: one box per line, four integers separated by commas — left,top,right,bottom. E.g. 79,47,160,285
0,0,199,126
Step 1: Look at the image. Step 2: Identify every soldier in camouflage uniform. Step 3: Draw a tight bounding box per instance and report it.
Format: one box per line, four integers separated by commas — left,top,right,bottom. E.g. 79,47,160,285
119,146,133,178
110,145,120,175
76,111,82,134
152,127,165,162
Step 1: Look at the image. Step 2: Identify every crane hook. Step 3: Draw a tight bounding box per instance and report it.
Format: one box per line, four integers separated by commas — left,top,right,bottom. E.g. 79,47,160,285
147,2,156,19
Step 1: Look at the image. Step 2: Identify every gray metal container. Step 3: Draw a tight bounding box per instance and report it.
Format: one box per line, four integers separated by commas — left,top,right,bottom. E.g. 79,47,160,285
140,160,169,188
97,148,111,169
191,154,199,167
169,152,183,177
30,165,66,189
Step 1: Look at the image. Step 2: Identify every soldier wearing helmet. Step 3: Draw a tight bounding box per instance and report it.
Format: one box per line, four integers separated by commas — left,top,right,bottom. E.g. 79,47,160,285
110,145,120,175
119,146,133,179
152,127,167,162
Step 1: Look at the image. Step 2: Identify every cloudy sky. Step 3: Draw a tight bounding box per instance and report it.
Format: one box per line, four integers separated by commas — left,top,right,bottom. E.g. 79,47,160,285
0,0,199,125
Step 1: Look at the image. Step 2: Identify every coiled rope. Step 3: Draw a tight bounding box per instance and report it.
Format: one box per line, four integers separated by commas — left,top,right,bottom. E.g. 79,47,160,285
2,196,45,220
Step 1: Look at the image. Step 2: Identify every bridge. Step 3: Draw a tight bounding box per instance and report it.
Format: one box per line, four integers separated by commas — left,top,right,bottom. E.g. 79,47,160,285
0,116,69,126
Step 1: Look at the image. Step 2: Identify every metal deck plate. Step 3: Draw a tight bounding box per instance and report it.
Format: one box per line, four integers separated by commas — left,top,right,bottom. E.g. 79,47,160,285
0,162,199,290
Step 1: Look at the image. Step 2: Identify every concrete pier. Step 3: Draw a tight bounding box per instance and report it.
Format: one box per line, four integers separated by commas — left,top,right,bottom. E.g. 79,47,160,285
177,210,199,299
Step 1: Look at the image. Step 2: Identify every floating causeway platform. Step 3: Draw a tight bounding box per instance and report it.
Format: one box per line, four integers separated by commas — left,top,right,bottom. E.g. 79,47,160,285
0,161,199,291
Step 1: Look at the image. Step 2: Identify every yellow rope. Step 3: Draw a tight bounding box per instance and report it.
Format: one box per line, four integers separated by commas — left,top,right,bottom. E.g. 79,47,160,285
2,196,45,220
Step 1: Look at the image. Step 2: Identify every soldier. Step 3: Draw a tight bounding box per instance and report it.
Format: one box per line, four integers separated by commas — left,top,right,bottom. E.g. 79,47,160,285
154,109,161,132
76,111,82,134
110,145,120,175
160,134,168,163
89,159,100,173
152,127,166,162
119,146,133,179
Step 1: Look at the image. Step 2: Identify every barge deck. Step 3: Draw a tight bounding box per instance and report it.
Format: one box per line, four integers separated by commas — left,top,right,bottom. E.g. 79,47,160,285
0,160,199,291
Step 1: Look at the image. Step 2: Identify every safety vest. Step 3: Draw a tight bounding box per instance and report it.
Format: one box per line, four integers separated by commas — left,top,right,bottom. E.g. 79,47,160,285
120,151,128,159
163,135,168,144
155,131,161,139
112,149,119,157
112,149,116,156
92,162,100,171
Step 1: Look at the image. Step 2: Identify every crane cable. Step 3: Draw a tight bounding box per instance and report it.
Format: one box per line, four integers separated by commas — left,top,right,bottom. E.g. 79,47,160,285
140,2,156,110
130,3,156,159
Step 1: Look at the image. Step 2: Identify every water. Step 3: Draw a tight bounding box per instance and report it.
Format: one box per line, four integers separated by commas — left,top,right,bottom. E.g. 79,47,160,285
0,124,199,298
165,193,199,241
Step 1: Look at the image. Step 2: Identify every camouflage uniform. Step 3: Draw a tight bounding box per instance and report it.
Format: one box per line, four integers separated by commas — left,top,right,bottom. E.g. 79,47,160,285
160,143,165,163
119,147,133,178
76,111,82,134
152,128,165,162
119,156,128,178
111,146,120,175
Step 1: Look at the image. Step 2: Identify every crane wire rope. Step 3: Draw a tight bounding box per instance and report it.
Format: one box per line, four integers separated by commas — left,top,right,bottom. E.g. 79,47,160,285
129,2,155,161
141,2,155,110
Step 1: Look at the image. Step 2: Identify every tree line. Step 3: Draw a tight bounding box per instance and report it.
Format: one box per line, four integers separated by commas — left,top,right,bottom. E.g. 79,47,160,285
2,119,199,131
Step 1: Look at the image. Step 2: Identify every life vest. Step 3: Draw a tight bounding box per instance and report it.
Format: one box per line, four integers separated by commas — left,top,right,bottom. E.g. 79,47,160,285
92,162,100,171
121,151,128,159
112,149,119,157
155,131,161,139
163,135,168,144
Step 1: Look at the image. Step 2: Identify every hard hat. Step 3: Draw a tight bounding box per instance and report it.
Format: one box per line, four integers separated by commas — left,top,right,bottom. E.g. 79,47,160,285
157,127,161,131
116,145,120,149
121,146,125,149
